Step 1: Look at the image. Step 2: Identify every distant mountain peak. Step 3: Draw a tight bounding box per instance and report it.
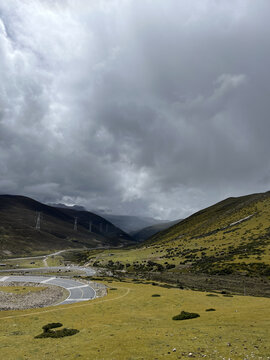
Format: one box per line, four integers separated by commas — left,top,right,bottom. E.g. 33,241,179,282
48,203,86,212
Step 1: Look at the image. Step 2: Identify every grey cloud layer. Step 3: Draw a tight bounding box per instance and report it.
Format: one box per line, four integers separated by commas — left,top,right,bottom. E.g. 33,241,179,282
0,0,270,219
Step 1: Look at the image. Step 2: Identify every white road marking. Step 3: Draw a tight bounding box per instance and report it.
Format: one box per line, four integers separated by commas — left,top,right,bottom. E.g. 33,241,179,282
0,276,9,282
66,284,89,290
62,298,91,302
41,277,56,283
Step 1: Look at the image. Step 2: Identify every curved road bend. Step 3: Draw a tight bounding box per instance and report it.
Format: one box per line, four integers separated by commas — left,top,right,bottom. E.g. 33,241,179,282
0,275,96,305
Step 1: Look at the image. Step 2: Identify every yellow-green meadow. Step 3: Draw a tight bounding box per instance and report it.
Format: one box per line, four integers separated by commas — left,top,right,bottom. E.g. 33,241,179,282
0,280,269,360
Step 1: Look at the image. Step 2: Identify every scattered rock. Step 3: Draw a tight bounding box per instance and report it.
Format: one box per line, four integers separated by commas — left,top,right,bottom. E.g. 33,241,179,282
0,282,66,310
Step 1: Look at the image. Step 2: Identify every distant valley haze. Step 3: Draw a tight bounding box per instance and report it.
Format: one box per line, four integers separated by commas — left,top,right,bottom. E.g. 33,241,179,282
1,1,270,221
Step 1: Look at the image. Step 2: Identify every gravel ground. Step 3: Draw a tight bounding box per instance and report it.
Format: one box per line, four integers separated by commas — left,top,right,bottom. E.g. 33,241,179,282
0,282,68,310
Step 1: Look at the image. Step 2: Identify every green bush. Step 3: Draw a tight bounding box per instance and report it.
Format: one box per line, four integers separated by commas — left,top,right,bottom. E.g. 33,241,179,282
172,311,200,321
35,323,79,339
42,323,62,332
206,294,219,297
152,294,161,297
205,308,216,311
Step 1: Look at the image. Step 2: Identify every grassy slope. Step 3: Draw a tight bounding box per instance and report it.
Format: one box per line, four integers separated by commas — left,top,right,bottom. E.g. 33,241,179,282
0,280,269,359
84,191,270,276
0,255,64,269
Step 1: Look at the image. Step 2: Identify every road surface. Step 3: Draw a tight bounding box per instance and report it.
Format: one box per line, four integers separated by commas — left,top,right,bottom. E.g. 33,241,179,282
0,275,96,305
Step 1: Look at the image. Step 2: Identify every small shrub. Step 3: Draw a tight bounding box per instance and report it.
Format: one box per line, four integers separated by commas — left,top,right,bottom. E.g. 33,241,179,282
35,323,79,339
35,328,79,339
205,308,216,312
110,288,117,290
152,294,161,297
223,294,233,297
206,294,219,297
172,311,200,321
42,323,62,332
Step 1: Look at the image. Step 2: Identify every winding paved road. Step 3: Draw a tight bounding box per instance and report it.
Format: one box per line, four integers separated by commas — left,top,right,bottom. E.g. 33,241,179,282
0,250,98,306
0,275,96,305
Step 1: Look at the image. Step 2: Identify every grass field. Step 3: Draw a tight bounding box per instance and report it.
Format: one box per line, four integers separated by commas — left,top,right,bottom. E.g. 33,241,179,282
46,255,64,267
0,254,64,269
0,280,269,360
0,258,45,269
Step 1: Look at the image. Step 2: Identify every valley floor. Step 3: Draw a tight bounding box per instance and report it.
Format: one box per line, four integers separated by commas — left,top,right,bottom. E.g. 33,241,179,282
0,278,269,360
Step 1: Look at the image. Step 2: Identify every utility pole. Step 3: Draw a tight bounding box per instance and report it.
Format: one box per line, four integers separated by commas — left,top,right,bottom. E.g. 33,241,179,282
99,223,102,233
35,212,41,230
74,217,78,231
89,221,92,232
106,223,109,233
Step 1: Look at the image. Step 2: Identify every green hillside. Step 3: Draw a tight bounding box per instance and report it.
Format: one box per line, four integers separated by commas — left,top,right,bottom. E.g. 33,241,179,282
83,191,270,278
0,195,133,257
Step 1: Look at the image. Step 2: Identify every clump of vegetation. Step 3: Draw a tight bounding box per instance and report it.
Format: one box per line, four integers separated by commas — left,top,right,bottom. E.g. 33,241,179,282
206,294,219,297
223,294,233,297
152,294,161,297
205,308,216,311
110,288,117,290
172,311,200,321
35,323,79,339
42,323,62,331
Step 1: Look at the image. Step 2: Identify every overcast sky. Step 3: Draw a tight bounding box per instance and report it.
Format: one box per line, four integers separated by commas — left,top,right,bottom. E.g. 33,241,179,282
0,0,270,220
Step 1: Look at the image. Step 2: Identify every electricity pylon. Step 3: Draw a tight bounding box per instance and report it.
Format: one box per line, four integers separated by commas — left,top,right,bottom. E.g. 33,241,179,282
35,212,41,230
74,217,78,231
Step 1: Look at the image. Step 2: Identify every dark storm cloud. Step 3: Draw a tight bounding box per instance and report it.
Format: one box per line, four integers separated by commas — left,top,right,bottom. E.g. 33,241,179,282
1,0,270,219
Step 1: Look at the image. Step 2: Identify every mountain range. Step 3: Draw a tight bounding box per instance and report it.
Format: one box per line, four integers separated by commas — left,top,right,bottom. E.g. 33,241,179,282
94,214,169,233
84,190,270,279
0,195,133,257
131,219,181,241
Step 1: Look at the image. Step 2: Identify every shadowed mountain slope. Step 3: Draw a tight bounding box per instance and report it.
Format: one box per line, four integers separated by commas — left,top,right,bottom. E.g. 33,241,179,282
0,195,134,257
96,214,168,233
131,219,181,242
